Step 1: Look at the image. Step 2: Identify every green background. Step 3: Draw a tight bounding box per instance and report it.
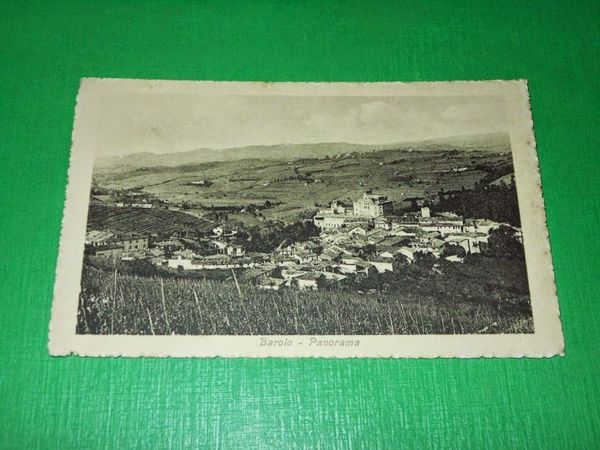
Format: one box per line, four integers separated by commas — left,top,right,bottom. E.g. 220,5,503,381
1,1,598,448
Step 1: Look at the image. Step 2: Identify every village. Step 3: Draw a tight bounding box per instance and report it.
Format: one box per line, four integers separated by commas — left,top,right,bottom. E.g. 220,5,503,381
84,190,522,291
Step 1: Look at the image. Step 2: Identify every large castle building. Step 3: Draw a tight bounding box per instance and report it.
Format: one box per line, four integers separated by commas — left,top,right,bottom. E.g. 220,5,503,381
352,192,394,218
313,192,393,229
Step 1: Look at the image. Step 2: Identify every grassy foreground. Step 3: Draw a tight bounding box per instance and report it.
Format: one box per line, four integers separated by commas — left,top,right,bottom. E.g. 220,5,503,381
77,261,533,335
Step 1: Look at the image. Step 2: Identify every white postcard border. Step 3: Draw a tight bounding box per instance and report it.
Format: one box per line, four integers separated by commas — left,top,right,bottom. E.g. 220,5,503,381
49,78,564,358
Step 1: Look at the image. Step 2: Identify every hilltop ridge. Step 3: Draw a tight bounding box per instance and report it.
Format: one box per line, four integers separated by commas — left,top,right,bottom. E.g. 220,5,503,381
95,132,511,170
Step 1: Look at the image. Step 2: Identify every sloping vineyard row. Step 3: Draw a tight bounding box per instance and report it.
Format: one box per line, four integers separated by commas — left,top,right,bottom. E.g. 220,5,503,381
86,204,212,234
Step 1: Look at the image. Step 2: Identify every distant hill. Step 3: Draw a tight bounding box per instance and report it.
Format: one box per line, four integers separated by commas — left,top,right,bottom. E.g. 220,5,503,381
96,132,510,170
92,133,514,224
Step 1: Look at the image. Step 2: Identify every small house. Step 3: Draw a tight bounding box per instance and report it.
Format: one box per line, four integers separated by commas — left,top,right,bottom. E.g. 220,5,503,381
295,273,324,290
88,244,124,259
368,257,394,273
225,244,245,257
85,230,114,246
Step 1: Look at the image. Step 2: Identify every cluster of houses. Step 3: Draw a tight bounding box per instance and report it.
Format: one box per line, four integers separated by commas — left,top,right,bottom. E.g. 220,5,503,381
85,231,149,258
92,191,161,209
248,193,511,290
85,191,520,291
84,225,245,266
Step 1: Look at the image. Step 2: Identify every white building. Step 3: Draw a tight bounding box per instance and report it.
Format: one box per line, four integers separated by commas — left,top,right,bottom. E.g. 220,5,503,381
398,247,420,262
313,214,371,229
353,192,393,218
314,192,392,228
369,258,394,273
462,219,498,234
374,216,392,230
257,277,287,290
295,274,322,290
85,230,114,246
313,214,346,229
444,234,488,254
225,245,245,257
419,219,464,235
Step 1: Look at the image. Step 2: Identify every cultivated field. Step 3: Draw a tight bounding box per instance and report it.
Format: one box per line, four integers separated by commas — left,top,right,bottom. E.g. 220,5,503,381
86,204,213,235
77,258,533,336
92,134,514,223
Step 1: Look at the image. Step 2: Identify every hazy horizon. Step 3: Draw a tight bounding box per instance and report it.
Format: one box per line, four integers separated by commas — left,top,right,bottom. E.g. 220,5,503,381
96,93,509,158
98,131,509,159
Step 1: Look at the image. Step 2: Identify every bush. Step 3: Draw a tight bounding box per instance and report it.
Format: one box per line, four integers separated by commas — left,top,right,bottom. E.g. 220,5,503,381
442,243,467,258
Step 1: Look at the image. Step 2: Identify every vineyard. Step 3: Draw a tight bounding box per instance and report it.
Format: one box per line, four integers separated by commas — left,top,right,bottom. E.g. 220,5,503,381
77,263,534,335
86,204,213,235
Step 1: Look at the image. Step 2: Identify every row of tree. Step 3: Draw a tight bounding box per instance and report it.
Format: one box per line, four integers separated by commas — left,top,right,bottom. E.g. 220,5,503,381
241,220,320,253
431,177,521,226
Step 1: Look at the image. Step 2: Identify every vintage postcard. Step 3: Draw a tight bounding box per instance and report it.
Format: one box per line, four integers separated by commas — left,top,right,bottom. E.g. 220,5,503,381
49,79,563,357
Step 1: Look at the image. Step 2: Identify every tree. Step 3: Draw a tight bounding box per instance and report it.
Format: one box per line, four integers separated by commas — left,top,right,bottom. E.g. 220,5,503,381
413,251,436,269
358,244,376,257
243,219,319,253
431,177,521,227
438,187,445,202
487,226,524,259
392,254,410,271
441,243,466,258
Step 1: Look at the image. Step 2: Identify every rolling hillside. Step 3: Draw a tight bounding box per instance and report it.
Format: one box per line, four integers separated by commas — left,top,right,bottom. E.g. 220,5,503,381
86,204,213,235
95,132,510,170
92,133,514,223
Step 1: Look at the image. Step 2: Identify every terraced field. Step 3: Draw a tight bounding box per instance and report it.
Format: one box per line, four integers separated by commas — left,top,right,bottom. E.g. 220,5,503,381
86,204,213,234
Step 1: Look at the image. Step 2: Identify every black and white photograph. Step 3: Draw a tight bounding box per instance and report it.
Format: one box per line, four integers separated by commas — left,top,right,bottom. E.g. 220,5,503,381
49,79,563,357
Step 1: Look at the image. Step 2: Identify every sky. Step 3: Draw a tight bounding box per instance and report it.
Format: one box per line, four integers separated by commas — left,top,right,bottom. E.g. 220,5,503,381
97,92,508,157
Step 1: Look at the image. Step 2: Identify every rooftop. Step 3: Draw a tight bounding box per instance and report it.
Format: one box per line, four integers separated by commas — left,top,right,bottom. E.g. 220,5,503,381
92,244,123,251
